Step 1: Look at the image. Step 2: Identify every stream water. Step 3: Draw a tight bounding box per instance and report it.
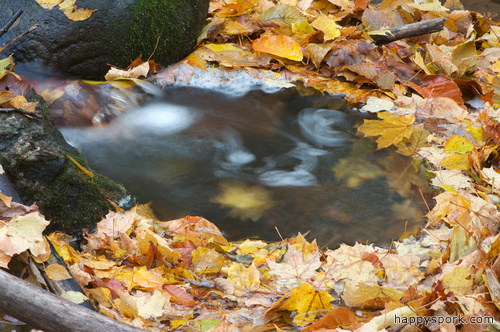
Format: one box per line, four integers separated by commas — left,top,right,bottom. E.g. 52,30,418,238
58,82,431,247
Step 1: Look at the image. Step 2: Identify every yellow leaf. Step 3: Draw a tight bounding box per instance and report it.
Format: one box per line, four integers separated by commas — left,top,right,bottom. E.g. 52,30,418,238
35,0,62,10
66,154,93,179
199,43,271,67
358,112,415,149
228,262,260,295
412,51,434,75
333,157,385,188
442,266,473,295
40,88,65,106
280,283,334,325
0,55,14,80
59,0,94,21
0,213,50,257
8,95,38,114
45,264,72,281
312,14,341,41
291,20,314,37
441,154,470,170
252,35,303,61
237,239,268,255
83,258,116,270
443,135,474,154
137,290,166,319
133,267,166,290
260,4,305,26
192,247,225,274
222,21,248,35
0,192,12,208
60,291,89,304
87,287,113,307
135,227,181,264
211,180,274,221
342,284,404,309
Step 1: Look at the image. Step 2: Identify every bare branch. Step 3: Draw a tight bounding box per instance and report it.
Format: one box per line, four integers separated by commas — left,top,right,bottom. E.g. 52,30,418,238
0,9,23,39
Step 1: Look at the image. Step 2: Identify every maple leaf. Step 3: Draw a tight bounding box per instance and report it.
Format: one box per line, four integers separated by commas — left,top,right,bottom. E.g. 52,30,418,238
228,262,260,296
342,283,404,309
136,290,166,319
358,112,416,149
442,266,473,295
279,283,334,326
324,243,383,288
311,13,341,41
332,156,385,188
267,246,321,284
192,247,225,274
0,212,50,267
211,180,274,221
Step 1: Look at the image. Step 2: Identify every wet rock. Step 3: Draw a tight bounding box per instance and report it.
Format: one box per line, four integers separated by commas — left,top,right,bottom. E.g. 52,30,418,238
0,0,209,79
0,89,135,234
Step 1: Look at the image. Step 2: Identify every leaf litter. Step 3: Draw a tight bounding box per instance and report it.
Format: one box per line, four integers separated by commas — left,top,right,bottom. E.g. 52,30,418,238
2,0,500,330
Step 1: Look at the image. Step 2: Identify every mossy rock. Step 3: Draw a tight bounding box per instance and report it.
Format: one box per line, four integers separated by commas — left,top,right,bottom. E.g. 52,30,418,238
0,0,209,79
0,89,135,234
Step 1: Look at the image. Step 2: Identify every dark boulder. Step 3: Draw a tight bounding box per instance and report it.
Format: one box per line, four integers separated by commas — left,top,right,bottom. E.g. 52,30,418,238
0,0,209,79
0,89,136,234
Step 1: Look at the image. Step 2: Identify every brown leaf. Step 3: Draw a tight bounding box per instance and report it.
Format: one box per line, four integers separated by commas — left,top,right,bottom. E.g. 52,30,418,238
302,307,358,331
156,59,196,86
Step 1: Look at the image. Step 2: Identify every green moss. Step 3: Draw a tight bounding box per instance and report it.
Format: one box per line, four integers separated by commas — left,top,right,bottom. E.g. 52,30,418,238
111,0,209,67
41,153,133,233
0,90,135,235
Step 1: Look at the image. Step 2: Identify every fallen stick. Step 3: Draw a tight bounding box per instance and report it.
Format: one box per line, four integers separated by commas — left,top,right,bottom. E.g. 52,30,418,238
0,9,23,39
372,17,447,45
0,268,145,332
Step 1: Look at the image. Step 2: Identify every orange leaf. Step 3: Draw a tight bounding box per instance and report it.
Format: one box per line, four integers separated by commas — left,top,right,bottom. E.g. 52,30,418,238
302,307,358,331
252,35,303,61
406,75,465,109
163,284,196,306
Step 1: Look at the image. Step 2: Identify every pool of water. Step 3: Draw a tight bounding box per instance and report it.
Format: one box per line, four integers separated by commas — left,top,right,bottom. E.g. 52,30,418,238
60,84,431,247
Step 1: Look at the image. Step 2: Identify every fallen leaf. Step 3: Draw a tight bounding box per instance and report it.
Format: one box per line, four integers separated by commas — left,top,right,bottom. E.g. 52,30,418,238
252,35,303,61
280,283,334,325
45,264,72,281
302,307,357,331
358,112,415,149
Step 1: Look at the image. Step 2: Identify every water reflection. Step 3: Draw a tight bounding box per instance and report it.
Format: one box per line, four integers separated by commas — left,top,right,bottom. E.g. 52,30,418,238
60,86,430,247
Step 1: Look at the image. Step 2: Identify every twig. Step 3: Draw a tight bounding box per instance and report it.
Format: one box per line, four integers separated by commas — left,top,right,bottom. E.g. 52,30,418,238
0,9,23,39
0,24,39,54
0,107,43,119
372,17,447,45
